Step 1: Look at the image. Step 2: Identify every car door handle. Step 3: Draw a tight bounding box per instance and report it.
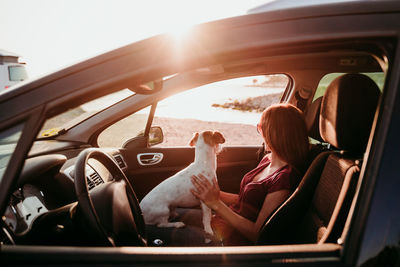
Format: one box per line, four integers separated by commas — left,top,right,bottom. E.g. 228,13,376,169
137,153,163,166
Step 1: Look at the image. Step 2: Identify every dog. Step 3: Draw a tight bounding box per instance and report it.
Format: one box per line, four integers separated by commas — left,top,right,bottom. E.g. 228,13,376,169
139,130,225,241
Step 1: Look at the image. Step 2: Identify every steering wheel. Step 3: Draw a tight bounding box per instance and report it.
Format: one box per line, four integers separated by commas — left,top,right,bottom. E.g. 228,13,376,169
74,148,146,246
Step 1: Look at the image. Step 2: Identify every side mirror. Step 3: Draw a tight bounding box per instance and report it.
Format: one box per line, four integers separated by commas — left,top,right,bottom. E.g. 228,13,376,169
148,126,163,146
122,126,164,149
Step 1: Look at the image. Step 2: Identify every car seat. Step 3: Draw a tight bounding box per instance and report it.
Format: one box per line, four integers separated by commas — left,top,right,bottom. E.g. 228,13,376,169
257,73,381,245
305,96,323,143
303,96,329,170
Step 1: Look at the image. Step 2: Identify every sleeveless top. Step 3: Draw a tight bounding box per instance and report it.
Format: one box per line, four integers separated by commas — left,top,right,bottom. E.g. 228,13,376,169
231,155,298,222
211,155,299,244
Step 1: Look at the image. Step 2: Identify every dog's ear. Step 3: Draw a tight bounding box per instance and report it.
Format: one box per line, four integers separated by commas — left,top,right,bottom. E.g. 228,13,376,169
213,131,225,144
189,132,199,146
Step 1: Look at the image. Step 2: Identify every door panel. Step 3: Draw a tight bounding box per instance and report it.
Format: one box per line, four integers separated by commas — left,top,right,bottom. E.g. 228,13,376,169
120,146,261,201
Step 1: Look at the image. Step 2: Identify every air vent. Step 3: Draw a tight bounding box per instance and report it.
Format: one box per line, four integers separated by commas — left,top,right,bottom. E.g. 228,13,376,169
86,177,95,190
87,172,104,190
113,154,126,168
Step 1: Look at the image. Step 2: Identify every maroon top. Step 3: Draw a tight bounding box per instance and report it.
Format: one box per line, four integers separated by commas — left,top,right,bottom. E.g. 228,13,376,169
230,155,298,222
211,155,299,244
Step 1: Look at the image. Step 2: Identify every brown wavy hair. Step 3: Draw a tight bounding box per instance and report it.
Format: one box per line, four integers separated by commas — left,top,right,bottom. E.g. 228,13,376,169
260,103,309,170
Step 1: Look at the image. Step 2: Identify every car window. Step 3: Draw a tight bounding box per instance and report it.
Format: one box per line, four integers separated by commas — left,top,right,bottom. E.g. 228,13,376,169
8,65,28,82
98,106,152,147
0,123,24,181
96,75,288,148
314,72,385,101
153,75,288,146
38,88,135,138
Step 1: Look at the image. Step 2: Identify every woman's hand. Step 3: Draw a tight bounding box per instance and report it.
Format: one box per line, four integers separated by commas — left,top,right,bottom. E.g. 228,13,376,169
191,174,220,210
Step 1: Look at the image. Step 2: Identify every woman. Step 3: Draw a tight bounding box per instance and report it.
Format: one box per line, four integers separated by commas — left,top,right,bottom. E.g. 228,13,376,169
191,103,309,244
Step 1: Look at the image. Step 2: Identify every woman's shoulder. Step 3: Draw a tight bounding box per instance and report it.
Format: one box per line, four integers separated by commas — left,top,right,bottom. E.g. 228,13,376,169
259,154,271,165
264,165,296,192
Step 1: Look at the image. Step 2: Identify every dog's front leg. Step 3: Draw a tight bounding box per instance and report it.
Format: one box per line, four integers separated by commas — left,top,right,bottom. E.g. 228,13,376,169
200,202,214,243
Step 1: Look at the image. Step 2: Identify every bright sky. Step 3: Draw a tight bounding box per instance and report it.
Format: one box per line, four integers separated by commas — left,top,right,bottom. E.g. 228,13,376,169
1,0,271,79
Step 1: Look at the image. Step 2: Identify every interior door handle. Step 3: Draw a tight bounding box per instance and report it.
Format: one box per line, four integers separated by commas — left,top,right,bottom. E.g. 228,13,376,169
137,153,163,166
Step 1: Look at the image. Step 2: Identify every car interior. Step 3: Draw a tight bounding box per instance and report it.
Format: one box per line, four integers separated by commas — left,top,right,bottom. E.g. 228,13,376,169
0,39,387,249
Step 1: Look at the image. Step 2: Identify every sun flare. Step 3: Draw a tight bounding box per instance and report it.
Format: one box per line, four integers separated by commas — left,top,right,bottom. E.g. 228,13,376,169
168,24,194,41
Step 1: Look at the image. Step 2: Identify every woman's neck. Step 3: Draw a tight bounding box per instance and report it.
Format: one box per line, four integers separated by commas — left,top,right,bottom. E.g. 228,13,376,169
268,151,287,170
252,152,288,182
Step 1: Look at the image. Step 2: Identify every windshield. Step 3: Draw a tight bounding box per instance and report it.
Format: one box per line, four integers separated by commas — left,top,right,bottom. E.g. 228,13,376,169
0,123,24,181
38,89,134,138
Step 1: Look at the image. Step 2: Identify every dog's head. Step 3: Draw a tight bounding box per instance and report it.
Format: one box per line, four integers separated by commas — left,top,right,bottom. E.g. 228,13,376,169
189,131,225,152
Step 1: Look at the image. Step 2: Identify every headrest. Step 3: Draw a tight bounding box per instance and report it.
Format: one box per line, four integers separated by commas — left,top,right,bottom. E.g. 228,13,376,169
305,97,323,142
320,73,380,154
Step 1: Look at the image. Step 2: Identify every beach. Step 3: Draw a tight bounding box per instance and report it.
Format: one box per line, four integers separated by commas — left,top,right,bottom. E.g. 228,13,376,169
152,116,263,147
97,114,263,148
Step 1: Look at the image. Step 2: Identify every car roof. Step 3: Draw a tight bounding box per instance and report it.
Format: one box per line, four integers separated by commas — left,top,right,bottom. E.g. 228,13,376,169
247,0,369,14
0,49,20,58
2,0,399,91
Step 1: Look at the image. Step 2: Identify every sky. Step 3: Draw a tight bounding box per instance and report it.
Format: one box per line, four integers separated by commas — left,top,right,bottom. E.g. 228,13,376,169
1,0,271,79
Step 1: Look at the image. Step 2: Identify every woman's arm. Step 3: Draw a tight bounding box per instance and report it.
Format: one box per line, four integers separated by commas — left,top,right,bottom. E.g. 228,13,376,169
220,191,239,206
191,174,290,242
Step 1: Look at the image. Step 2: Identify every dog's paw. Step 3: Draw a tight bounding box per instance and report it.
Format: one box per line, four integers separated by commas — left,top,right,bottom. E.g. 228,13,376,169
156,221,186,228
205,238,212,244
174,222,186,228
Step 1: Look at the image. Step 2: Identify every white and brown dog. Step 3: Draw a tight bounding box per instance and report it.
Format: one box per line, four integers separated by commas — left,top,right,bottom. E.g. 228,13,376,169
140,130,225,240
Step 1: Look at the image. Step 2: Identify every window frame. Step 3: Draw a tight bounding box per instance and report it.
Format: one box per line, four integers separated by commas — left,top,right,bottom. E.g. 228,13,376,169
0,106,44,218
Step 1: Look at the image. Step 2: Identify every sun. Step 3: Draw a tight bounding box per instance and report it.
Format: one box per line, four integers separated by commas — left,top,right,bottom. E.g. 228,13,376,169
168,24,193,41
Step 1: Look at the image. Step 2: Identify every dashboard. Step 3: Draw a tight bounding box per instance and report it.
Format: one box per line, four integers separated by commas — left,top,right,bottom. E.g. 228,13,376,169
1,149,127,244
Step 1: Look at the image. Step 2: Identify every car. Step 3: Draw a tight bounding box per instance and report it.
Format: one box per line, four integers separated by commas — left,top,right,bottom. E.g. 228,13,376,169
0,49,28,90
0,0,400,266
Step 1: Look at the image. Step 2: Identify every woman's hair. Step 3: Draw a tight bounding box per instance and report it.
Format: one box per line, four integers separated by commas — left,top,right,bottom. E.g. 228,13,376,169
260,103,309,170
